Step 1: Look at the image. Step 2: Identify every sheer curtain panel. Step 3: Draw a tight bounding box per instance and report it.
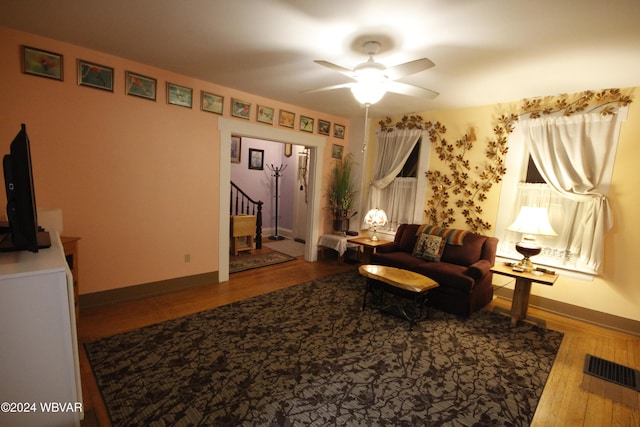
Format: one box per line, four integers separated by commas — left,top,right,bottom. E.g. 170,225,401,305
367,128,423,229
521,109,626,271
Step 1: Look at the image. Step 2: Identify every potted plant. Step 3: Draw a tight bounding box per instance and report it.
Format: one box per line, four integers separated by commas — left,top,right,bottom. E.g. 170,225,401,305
327,154,358,233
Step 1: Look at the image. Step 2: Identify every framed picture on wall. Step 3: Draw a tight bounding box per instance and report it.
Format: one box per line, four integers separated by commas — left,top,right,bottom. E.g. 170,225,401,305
22,45,63,80
201,91,224,114
125,71,157,101
249,148,264,170
334,124,346,139
231,136,241,163
257,105,275,124
279,110,295,128
332,144,344,159
318,119,330,135
300,116,314,133
231,98,251,119
77,59,113,91
167,82,193,108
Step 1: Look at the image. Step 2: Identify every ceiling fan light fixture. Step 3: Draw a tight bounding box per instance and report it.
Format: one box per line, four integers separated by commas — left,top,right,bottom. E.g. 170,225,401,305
351,82,386,105
350,68,388,105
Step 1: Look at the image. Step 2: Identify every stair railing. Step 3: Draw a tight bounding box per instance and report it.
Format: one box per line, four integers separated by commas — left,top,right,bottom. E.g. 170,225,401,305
230,181,263,249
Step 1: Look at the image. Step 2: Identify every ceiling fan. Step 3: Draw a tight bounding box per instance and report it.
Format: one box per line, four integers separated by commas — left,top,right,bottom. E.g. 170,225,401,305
308,41,439,105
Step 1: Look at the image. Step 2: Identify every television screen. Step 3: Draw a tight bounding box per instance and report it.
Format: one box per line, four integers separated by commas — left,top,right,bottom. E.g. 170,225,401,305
1,124,50,252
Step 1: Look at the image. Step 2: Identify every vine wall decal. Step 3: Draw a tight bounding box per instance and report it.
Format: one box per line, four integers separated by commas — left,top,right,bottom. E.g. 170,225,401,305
378,88,632,233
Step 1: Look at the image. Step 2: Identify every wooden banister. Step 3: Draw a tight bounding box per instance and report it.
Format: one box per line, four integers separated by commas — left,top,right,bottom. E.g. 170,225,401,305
230,181,263,249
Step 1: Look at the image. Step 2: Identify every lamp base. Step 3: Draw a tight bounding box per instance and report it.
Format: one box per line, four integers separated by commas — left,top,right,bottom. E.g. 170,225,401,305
514,240,542,272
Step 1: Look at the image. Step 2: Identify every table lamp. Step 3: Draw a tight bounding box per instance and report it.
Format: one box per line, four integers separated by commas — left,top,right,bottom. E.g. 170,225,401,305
506,206,557,271
364,208,388,241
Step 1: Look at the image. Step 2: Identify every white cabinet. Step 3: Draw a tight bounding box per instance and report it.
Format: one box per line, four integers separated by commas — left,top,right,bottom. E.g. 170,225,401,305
0,234,81,427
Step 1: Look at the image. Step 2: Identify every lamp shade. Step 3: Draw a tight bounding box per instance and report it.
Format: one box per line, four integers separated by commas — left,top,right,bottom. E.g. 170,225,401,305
506,206,557,236
364,208,388,227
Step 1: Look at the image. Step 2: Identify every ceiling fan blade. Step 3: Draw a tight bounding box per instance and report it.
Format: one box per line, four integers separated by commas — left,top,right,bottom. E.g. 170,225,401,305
385,58,435,80
388,81,439,99
313,60,355,78
302,82,353,94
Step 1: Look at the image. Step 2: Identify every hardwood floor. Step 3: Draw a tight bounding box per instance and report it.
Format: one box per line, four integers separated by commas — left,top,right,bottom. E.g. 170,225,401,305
78,249,639,426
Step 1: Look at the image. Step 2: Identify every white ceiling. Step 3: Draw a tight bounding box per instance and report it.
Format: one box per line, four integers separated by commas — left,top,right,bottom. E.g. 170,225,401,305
2,0,640,119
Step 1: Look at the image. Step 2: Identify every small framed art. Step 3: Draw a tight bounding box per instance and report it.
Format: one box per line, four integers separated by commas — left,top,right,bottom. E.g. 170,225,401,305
231,98,251,119
167,82,193,108
300,116,314,133
279,110,295,128
334,123,345,139
22,45,63,80
78,59,113,91
249,148,264,170
318,119,330,136
231,136,241,163
257,105,275,124
201,91,223,114
332,144,344,159
125,71,157,101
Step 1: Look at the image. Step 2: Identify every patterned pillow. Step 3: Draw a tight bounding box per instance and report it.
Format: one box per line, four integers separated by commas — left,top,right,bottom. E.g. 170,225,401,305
413,233,446,262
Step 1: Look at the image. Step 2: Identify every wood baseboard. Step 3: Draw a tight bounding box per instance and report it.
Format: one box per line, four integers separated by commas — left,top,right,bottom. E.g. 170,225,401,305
80,271,218,310
494,287,640,337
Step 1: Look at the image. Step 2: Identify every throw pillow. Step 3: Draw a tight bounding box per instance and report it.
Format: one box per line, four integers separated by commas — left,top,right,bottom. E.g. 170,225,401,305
413,233,446,262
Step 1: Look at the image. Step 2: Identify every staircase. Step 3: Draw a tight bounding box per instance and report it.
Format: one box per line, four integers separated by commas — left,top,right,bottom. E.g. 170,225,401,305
230,181,263,249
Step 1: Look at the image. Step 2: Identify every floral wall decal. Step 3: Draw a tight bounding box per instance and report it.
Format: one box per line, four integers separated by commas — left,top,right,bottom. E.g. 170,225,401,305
378,88,632,233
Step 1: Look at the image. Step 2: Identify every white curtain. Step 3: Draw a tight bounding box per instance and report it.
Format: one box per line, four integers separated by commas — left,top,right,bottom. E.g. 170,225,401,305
376,177,417,230
367,128,423,229
521,111,625,271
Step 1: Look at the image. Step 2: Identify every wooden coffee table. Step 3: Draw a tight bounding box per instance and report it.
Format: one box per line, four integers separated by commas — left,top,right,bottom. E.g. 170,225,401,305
359,264,439,329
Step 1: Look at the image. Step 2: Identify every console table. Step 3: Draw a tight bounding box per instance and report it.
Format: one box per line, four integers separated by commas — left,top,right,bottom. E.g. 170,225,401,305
61,236,80,320
0,235,82,426
490,263,558,326
318,233,358,262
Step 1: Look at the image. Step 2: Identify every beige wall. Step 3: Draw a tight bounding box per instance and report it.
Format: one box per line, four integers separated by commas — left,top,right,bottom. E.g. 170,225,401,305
0,26,349,294
367,95,640,323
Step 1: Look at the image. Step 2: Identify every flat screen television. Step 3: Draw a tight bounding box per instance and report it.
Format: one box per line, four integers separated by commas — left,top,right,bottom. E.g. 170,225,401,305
0,124,50,253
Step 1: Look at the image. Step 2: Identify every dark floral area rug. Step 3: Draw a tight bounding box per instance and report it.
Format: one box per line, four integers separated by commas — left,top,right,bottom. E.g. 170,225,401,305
229,251,295,273
85,271,563,426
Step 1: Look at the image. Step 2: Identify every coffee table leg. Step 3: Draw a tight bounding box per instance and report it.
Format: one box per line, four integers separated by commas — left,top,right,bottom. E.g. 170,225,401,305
511,277,532,326
362,281,370,311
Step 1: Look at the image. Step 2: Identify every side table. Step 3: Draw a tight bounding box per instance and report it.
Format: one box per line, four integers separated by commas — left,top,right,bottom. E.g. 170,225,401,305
490,263,558,326
318,233,358,262
347,236,392,264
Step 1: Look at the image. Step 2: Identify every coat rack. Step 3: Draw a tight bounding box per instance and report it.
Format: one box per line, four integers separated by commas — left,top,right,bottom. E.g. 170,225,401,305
268,163,287,240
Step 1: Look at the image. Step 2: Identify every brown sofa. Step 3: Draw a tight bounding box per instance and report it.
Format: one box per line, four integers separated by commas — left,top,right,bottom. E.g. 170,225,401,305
370,224,498,316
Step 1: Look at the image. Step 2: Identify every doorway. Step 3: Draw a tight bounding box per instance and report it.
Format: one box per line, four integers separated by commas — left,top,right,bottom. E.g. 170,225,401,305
218,118,326,282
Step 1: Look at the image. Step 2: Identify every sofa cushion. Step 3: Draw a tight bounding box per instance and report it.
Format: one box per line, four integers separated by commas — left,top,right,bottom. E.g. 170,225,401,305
441,233,487,266
397,224,421,252
370,251,426,270
413,233,446,261
414,262,475,293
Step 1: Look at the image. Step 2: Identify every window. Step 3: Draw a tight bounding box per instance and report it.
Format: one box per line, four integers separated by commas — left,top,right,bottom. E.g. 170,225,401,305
495,107,627,275
368,131,430,232
398,142,420,178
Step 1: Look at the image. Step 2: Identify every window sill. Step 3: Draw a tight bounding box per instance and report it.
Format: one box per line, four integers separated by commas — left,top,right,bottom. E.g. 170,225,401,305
495,254,596,281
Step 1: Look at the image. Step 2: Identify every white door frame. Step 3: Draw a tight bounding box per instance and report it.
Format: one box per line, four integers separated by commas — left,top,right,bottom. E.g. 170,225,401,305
218,118,326,282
